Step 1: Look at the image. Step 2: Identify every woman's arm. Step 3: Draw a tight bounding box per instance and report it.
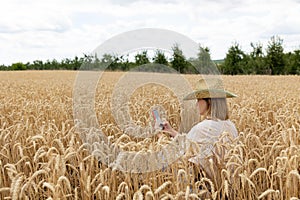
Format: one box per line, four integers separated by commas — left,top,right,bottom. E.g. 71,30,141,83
162,121,179,137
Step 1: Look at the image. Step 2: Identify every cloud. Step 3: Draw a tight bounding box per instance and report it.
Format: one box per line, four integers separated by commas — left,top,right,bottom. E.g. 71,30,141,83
0,1,72,33
0,0,300,65
108,0,178,6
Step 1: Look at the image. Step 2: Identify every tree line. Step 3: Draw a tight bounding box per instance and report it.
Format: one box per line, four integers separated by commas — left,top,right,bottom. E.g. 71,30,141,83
1,36,299,75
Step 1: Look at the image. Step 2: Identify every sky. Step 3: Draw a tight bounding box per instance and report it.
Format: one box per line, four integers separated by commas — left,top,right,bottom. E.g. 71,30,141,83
1,0,300,65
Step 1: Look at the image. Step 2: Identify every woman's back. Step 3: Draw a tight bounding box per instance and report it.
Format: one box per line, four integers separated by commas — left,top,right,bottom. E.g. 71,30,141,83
187,119,238,165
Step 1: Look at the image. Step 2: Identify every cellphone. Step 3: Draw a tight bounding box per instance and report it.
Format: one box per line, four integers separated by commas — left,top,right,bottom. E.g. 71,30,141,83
152,109,164,130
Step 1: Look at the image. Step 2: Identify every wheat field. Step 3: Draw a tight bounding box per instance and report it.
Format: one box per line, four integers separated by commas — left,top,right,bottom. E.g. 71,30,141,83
0,71,299,200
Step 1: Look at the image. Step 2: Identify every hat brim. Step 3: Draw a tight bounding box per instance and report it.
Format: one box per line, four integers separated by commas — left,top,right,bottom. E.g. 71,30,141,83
183,89,237,100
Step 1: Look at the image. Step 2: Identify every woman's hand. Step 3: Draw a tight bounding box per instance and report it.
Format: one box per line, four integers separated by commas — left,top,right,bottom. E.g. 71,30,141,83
162,120,178,137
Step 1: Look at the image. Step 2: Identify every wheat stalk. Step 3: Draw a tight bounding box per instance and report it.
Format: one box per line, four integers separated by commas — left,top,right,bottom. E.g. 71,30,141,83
258,189,280,199
1,72,300,199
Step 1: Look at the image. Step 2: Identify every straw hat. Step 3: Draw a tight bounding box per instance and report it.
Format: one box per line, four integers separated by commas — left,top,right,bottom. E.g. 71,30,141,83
183,77,237,100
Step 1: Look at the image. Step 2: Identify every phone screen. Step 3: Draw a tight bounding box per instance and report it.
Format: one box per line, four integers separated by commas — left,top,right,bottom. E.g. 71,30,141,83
152,110,164,130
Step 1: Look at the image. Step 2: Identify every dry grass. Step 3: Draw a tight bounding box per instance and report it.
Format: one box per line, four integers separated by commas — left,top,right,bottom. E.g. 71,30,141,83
0,71,299,199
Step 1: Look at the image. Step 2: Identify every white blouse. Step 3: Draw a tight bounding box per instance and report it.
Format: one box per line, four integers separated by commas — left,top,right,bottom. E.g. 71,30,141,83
186,119,238,165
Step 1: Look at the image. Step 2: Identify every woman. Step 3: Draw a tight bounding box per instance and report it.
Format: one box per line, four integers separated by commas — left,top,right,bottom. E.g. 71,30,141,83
162,77,238,182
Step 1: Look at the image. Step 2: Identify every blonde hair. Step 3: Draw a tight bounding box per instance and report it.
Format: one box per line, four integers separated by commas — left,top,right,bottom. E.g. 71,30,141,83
203,98,229,120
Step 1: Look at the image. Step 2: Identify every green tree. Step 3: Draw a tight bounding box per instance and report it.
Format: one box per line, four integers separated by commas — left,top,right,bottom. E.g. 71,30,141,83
192,45,218,74
101,53,114,64
294,50,300,74
44,60,52,70
51,59,60,70
80,54,96,70
72,56,83,70
92,53,102,70
119,55,130,71
11,62,27,70
153,50,168,65
134,50,150,66
266,36,285,75
0,64,9,70
111,55,124,71
248,42,267,74
222,42,246,74
287,50,300,74
31,60,44,70
170,44,187,73
101,53,116,70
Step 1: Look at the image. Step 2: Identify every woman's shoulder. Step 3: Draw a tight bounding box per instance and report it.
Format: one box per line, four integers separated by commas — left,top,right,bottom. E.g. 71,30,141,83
191,119,219,133
194,119,237,133
193,119,211,129
196,119,225,127
203,119,235,125
188,119,238,140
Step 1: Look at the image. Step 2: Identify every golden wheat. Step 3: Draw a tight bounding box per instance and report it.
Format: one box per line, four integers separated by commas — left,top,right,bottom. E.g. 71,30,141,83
0,71,299,199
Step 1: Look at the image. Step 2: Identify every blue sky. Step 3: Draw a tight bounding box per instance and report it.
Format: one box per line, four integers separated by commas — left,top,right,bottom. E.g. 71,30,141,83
1,0,300,65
